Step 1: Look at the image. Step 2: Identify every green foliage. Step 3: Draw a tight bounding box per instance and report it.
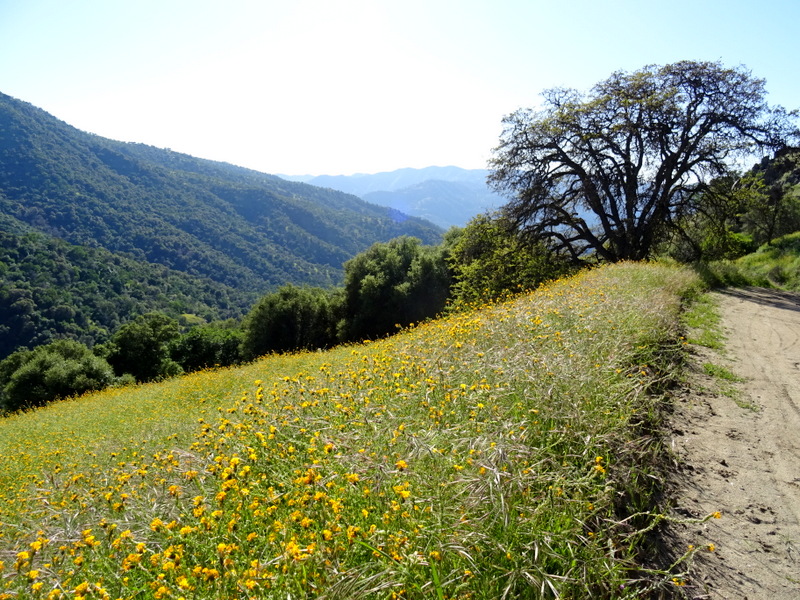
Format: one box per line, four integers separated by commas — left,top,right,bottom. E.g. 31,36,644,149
170,321,244,372
0,231,254,361
681,293,725,350
691,260,755,289
730,231,800,290
665,175,760,262
702,362,743,382
0,91,441,296
660,148,800,263
446,213,570,305
0,340,114,412
694,178,760,260
0,91,443,361
695,232,800,291
490,61,798,262
241,285,342,359
341,237,451,340
745,148,800,243
105,313,182,382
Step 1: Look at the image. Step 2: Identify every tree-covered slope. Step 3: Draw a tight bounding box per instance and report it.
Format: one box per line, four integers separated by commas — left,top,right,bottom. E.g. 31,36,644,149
0,92,442,294
0,231,255,359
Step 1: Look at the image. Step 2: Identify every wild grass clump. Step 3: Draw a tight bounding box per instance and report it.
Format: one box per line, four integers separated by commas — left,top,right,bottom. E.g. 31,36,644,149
0,262,701,599
698,231,800,291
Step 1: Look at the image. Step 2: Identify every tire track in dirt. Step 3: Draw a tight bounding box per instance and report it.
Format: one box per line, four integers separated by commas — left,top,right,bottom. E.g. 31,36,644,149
667,287,800,599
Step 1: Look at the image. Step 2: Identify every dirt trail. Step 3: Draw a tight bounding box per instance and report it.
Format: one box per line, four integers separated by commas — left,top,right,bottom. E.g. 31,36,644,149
667,287,800,599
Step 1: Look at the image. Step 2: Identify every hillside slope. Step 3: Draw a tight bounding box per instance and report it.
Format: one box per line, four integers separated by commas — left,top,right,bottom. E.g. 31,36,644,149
284,166,504,228
0,92,442,294
0,262,702,598
0,230,255,358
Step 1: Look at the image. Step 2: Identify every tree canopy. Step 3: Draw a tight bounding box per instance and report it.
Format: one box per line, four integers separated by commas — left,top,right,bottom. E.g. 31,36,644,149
0,340,114,412
241,285,341,359
445,214,569,305
489,61,799,262
105,313,182,382
341,237,451,340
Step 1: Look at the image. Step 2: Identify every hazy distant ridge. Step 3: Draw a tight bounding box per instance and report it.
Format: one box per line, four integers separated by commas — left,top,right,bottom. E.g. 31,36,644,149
281,167,504,228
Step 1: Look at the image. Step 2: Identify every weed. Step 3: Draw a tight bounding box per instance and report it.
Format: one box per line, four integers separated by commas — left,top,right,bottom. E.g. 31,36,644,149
702,363,743,382
682,295,724,350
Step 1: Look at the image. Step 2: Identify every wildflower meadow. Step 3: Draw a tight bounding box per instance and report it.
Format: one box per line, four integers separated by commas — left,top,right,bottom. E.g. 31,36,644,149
0,262,712,598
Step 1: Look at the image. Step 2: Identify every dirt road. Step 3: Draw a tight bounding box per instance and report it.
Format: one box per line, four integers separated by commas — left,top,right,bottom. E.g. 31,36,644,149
667,287,800,599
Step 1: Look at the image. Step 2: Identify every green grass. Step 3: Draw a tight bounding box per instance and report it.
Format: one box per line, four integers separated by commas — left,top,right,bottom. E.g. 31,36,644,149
701,363,743,382
701,362,758,411
679,287,757,412
682,294,724,350
0,263,708,599
736,232,800,290
699,231,800,291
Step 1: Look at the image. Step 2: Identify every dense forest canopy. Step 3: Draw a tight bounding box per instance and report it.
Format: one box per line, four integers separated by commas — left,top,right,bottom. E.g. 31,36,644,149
0,91,443,360
0,230,254,359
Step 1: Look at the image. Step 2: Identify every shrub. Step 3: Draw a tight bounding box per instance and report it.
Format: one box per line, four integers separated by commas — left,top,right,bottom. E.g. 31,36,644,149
241,285,342,359
0,339,114,411
446,214,570,305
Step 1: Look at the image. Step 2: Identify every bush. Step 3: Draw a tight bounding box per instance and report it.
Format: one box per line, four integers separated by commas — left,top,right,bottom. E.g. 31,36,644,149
105,313,182,382
241,285,342,359
341,237,451,341
0,339,114,412
446,214,570,305
171,322,244,372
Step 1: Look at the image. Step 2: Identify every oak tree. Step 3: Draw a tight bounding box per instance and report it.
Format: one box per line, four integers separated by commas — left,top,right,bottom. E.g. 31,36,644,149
489,61,798,261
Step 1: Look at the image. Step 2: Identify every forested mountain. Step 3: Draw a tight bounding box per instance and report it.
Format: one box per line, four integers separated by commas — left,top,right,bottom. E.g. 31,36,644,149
0,231,254,359
0,91,442,359
282,167,504,228
0,92,441,291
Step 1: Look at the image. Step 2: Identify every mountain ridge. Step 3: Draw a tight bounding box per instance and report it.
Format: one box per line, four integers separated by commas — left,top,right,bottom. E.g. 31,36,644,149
280,166,504,228
0,91,442,294
0,91,443,358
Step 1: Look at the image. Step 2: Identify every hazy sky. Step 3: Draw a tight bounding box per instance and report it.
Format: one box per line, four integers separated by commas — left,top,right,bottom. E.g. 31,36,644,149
2,0,798,176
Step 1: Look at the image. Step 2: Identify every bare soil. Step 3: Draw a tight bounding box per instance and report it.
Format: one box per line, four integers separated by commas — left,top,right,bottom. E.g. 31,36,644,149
666,287,800,599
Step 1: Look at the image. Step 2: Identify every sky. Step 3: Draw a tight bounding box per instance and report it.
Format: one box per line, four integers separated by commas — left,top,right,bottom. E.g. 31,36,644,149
1,0,798,176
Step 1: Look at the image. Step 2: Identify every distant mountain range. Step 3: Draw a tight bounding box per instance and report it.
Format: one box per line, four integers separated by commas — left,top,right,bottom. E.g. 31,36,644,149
0,91,443,357
281,167,505,228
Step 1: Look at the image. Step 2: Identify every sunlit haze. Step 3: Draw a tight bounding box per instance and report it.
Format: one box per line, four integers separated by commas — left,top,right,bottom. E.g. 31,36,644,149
2,0,798,176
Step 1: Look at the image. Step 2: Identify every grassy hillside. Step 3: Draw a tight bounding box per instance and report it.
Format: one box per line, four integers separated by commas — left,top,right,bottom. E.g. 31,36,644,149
731,232,800,290
699,231,800,291
0,263,708,598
